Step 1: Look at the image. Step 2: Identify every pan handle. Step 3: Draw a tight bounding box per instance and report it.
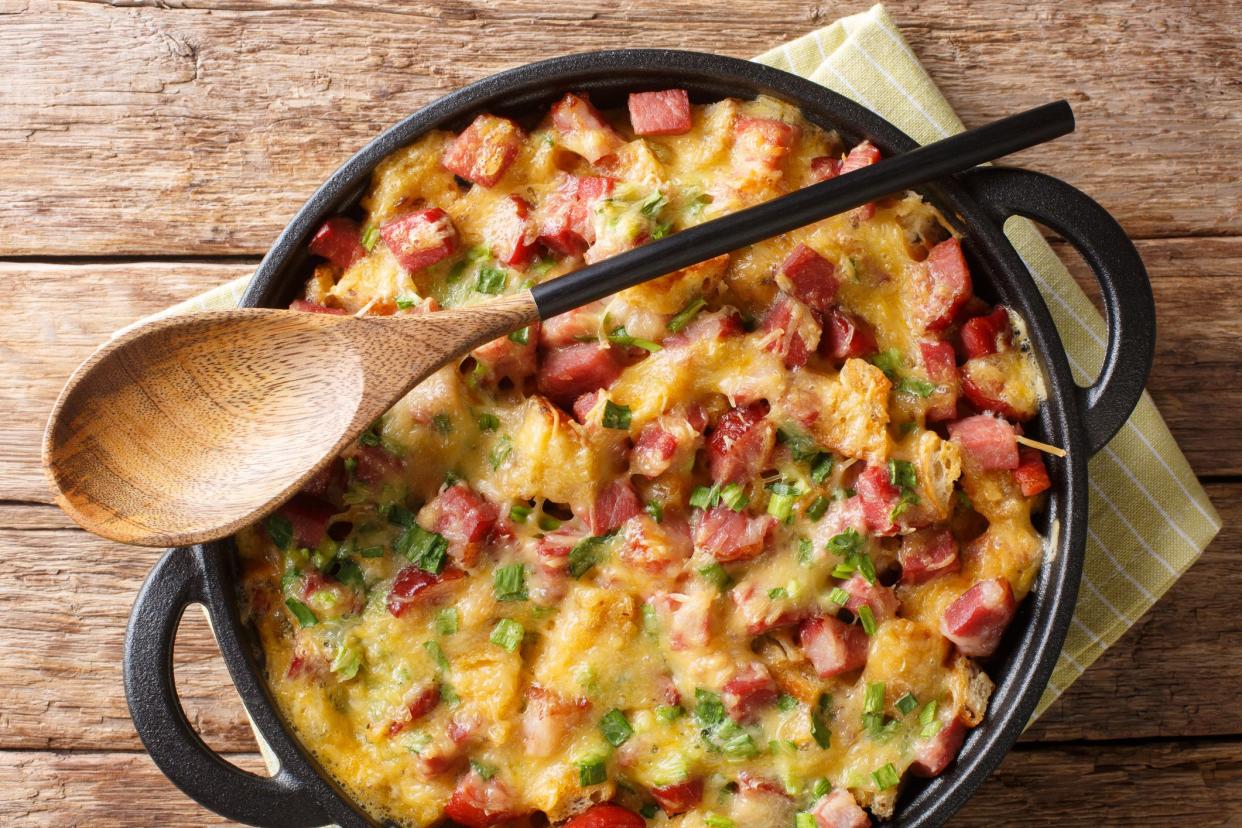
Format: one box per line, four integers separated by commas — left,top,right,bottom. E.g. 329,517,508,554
124,549,330,828
962,167,1156,456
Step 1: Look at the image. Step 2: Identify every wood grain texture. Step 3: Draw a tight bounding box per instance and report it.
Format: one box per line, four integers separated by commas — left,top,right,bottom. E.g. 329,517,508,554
0,0,1238,256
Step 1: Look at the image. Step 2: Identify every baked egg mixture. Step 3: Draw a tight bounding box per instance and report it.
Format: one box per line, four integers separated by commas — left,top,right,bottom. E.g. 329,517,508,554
236,88,1051,828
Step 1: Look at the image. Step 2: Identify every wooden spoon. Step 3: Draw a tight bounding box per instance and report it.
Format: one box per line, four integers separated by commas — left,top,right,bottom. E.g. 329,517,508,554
44,101,1073,546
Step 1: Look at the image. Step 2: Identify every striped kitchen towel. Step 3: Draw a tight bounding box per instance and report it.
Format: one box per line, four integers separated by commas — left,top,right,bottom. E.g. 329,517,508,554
147,3,1221,719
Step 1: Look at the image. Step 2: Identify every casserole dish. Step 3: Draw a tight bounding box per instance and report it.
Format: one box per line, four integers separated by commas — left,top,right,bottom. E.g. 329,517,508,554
122,49,1155,827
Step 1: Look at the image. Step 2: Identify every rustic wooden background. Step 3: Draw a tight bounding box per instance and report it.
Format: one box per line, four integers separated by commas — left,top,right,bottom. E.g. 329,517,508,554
3,0,1240,825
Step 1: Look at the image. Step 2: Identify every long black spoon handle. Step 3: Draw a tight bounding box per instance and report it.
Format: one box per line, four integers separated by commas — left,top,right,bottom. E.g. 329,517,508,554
530,100,1074,319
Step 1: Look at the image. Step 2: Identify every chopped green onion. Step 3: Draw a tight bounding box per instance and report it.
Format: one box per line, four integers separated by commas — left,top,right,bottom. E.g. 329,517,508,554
655,705,683,722
608,326,662,352
891,489,920,521
810,693,831,749
476,265,508,294
432,413,453,435
359,426,381,447
469,759,496,780
810,452,835,485
919,700,942,738
488,435,513,470
568,536,606,579
265,514,293,550
492,564,528,602
601,400,632,430
641,602,659,635
397,525,448,574
805,496,829,521
395,295,418,310
424,640,449,671
477,412,500,432
386,504,415,527
768,587,789,600
694,689,727,727
828,587,849,606
331,644,362,680
811,777,831,798
666,296,707,333
870,348,902,380
508,503,532,523
640,803,659,819
359,545,384,558
577,755,608,786
599,709,634,747
645,500,664,523
689,482,722,509
704,816,734,828
343,456,357,479
896,693,919,716
507,326,530,345
766,492,797,522
333,558,365,589
434,607,459,636
361,224,379,251
831,563,855,579
537,514,561,532
698,562,732,590
857,605,877,635
888,459,918,490
720,483,749,511
777,693,799,712
898,377,936,398
710,720,759,759
439,682,460,707
827,528,863,556
639,191,667,216
285,597,317,627
796,814,817,828
798,537,814,565
651,222,672,240
531,256,557,276
489,618,524,652
863,682,886,716
777,425,821,462
872,763,900,790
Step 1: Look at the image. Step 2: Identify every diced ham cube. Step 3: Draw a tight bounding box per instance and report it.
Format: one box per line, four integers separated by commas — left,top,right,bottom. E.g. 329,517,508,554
444,768,525,828
706,402,775,485
809,789,872,828
627,89,692,136
381,208,458,272
664,308,744,348
472,321,540,386
919,340,960,422
899,528,961,585
854,464,902,536
840,574,899,622
911,237,973,332
540,300,606,348
960,306,1012,359
485,194,538,267
572,390,602,424
386,565,466,617
731,579,806,635
550,92,624,163
733,116,800,174
730,773,797,827
538,175,617,255
1014,447,1052,496
619,513,692,572
522,683,589,758
631,421,679,477
307,217,365,269
650,778,704,815
564,803,647,828
418,484,499,567
587,478,642,535
947,414,1019,471
289,299,347,315
909,717,967,777
277,493,337,549
811,155,843,181
536,343,622,408
386,684,441,737
799,615,869,678
776,244,838,314
722,662,779,723
820,308,879,361
960,352,1039,421
300,457,347,502
351,443,402,485
652,589,715,650
441,113,524,188
840,140,882,175
941,577,1017,657
760,292,822,369
693,505,775,563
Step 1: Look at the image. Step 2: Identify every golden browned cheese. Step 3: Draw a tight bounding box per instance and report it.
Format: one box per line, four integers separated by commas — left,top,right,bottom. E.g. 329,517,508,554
237,94,1047,827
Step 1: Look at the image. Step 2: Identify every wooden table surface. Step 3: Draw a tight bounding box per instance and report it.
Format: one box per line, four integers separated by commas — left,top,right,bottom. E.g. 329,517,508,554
3,1,1240,825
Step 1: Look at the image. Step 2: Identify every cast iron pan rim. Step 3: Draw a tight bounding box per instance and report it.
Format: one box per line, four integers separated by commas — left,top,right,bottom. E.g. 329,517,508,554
190,49,1086,827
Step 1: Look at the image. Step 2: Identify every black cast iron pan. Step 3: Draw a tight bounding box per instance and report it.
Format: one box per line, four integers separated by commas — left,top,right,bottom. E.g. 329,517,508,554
122,49,1155,828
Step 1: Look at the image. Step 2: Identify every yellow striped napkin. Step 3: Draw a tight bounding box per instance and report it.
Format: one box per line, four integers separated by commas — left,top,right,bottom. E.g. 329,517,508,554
151,3,1220,719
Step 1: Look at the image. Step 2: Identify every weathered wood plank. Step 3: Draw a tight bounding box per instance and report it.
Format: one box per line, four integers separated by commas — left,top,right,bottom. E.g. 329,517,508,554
3,740,1240,826
0,0,1238,256
0,480,1235,753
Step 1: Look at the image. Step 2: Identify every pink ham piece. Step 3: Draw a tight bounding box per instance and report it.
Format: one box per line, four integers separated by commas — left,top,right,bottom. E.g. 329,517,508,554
386,685,441,737
706,402,775,485
619,513,692,572
627,89,692,136
912,237,973,332
631,421,679,477
731,579,805,635
853,463,901,536
810,155,843,182
941,577,1017,657
538,175,617,256
386,566,466,617
586,478,642,535
536,343,622,408
776,244,838,314
919,340,960,422
840,140,882,222
565,804,647,828
441,113,524,188
351,444,402,485
760,292,821,369
693,505,775,563
799,615,869,678
733,116,799,174
381,208,458,272
418,484,499,567
290,299,347,315
664,308,744,348
820,308,878,361
651,590,714,650
960,352,1039,421
909,717,967,777
485,193,539,267
471,321,539,386
960,306,1012,359
522,684,589,758
899,528,961,585
277,493,336,549
550,92,625,162
947,414,1019,471
722,662,779,723
809,790,872,828
307,217,365,269
649,779,704,815
444,768,525,828
840,574,899,622
1014,447,1052,496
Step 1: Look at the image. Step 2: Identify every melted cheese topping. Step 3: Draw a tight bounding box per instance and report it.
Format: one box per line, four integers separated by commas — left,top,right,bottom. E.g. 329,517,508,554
238,94,1046,827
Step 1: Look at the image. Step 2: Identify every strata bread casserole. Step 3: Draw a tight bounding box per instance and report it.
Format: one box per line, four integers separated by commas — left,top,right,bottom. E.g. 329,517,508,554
235,88,1052,828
